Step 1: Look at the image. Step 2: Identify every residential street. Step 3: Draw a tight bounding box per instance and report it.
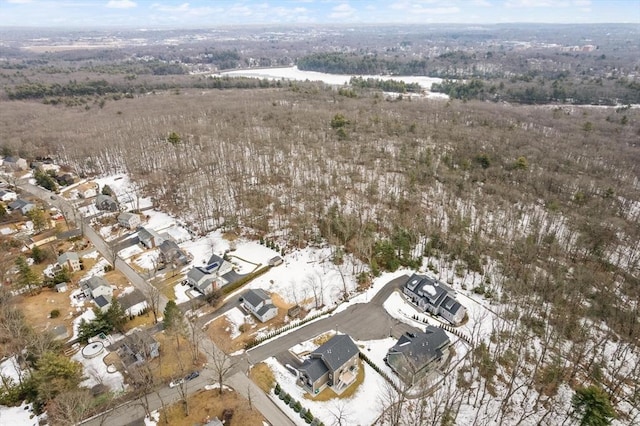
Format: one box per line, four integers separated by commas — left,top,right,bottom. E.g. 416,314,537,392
17,180,417,426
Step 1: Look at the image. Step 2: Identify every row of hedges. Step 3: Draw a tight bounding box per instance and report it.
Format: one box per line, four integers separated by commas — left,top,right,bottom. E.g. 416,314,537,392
222,265,270,295
245,306,336,349
273,382,324,426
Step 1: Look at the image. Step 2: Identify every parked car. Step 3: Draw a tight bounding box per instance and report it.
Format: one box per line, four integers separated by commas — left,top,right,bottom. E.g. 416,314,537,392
185,371,200,381
169,378,184,388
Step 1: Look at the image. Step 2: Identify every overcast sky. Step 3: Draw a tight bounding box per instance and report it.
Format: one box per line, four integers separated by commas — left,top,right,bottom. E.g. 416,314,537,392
1,0,639,28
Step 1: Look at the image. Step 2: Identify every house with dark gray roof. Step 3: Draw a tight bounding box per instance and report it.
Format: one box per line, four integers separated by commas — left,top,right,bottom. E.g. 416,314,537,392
185,253,232,294
94,294,112,313
95,194,119,212
385,326,451,385
158,239,189,267
240,289,278,323
8,199,35,215
117,330,160,368
3,156,28,171
403,274,467,325
297,334,359,395
137,226,165,249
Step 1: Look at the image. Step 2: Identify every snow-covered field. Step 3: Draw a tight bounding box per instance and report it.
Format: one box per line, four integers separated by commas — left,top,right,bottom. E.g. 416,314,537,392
71,349,125,393
221,66,445,91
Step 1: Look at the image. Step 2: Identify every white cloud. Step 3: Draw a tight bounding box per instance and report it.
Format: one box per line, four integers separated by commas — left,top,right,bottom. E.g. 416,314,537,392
472,0,492,6
505,0,573,7
106,0,137,8
329,3,356,19
573,0,591,5
7,0,33,3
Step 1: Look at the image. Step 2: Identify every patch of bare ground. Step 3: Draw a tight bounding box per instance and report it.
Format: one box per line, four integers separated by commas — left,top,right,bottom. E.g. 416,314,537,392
205,291,295,352
157,388,265,426
14,286,78,336
152,332,206,381
249,362,276,393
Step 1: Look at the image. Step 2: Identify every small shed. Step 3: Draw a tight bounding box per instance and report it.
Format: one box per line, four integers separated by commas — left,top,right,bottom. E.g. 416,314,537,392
54,282,68,293
287,305,301,319
269,256,284,266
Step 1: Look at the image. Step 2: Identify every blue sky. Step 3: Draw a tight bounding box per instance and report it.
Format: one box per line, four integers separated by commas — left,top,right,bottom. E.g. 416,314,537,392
1,0,638,27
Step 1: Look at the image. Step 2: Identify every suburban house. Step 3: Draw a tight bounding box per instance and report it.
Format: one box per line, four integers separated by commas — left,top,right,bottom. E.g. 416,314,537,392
8,199,36,215
57,251,81,272
54,282,68,293
3,156,28,171
297,334,360,395
95,194,119,211
77,182,98,199
0,190,17,202
137,226,165,249
158,239,189,267
385,326,452,385
118,288,148,316
240,289,278,323
403,274,467,325
185,253,233,294
117,330,160,368
82,275,113,300
117,212,141,230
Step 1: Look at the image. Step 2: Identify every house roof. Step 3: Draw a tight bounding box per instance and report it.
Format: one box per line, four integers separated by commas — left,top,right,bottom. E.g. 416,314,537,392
9,199,32,210
118,212,138,222
57,251,79,264
256,303,277,318
187,267,216,291
95,294,112,308
441,295,463,316
159,239,180,254
0,189,15,197
118,288,147,311
388,326,450,371
54,282,68,290
138,227,163,242
313,334,359,372
299,357,329,382
84,275,110,291
242,288,270,308
95,194,117,208
207,252,225,266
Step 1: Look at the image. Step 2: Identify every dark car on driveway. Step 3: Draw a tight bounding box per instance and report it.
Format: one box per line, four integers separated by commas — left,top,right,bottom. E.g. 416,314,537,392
185,371,200,381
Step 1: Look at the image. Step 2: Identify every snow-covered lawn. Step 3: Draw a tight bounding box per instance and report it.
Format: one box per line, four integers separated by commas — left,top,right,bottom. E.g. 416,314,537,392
173,281,191,304
219,307,253,340
71,350,125,393
133,248,159,271
69,308,96,341
93,175,152,211
0,356,27,385
0,401,39,426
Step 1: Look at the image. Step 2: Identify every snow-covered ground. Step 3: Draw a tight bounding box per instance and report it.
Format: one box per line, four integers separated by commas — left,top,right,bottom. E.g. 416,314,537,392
220,66,445,91
0,401,39,425
0,356,27,385
71,349,125,393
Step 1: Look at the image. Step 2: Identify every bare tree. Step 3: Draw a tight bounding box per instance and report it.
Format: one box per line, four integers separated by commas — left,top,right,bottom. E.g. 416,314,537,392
305,270,325,310
328,400,352,426
208,345,237,396
46,389,93,426
143,283,161,324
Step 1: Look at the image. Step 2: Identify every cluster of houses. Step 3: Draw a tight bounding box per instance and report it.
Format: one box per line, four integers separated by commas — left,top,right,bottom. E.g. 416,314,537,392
402,273,467,326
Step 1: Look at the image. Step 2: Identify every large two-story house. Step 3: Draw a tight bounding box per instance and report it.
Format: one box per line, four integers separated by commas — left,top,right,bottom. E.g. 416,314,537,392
297,334,360,395
385,326,451,385
240,289,278,323
185,253,232,294
403,274,467,325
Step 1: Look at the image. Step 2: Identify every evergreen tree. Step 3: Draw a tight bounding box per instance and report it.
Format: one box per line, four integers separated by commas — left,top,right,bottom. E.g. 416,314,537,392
26,208,48,233
571,385,616,426
15,256,40,294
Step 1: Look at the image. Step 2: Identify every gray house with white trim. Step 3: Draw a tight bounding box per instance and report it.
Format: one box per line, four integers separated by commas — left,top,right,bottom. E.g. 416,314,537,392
297,334,359,395
403,274,467,325
240,289,278,323
385,326,451,385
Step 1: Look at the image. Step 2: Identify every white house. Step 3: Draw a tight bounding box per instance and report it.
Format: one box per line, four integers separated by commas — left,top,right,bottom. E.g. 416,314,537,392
240,288,278,323
138,226,165,249
185,253,232,294
3,156,28,171
82,276,113,300
0,190,17,203
77,182,98,199
403,274,467,326
118,212,141,229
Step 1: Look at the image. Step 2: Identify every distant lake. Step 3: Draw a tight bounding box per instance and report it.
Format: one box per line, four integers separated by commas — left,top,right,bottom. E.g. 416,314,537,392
219,66,446,92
